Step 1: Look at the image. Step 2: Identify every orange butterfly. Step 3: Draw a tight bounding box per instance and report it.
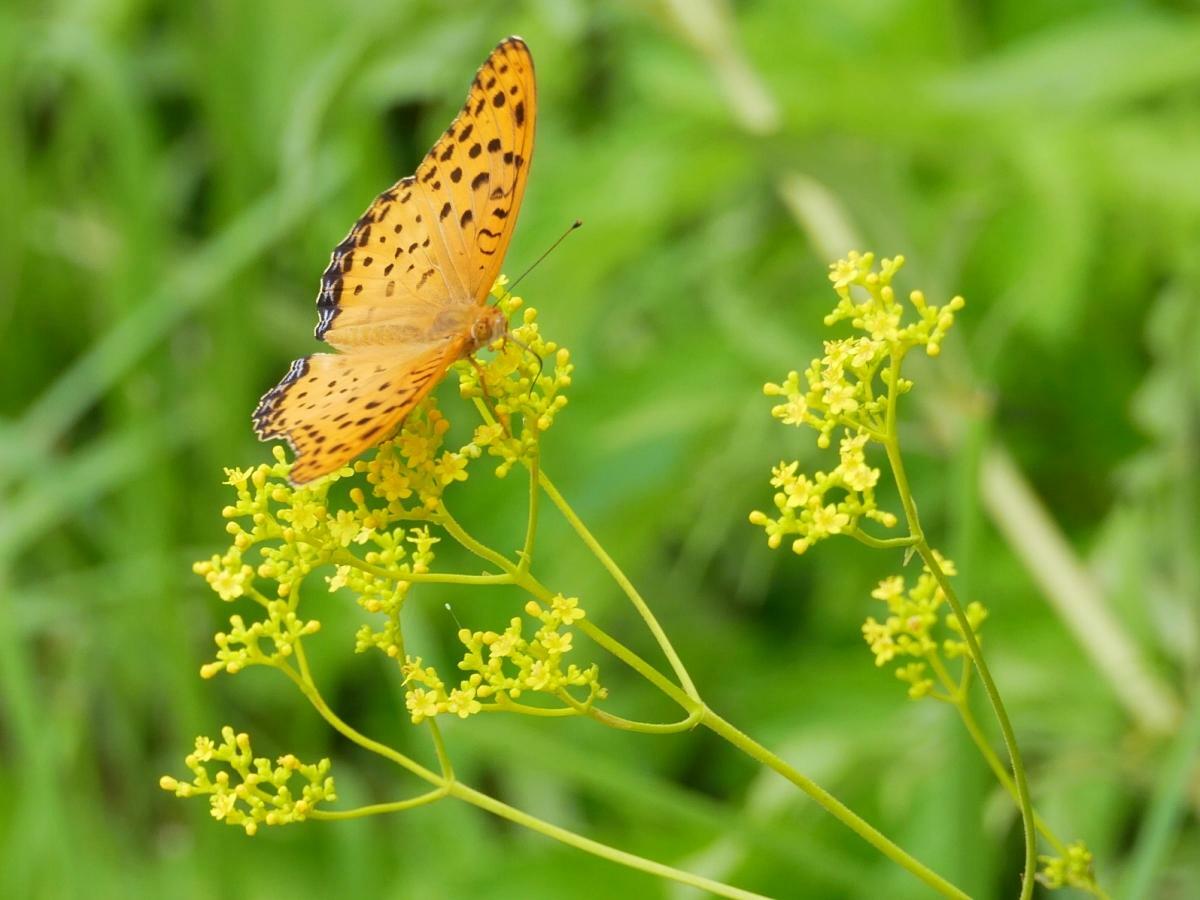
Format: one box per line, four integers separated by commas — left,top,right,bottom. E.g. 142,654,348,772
253,36,536,484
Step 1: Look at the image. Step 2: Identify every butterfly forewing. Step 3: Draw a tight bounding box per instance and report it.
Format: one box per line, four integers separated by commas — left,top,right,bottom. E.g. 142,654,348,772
316,37,535,346
253,36,536,484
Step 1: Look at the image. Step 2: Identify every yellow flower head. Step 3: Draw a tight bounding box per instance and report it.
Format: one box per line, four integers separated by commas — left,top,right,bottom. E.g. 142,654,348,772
161,727,335,834
752,253,961,554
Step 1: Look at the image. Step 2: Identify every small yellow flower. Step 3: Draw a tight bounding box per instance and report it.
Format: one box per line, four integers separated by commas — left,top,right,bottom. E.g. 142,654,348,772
811,504,850,535
328,510,365,547
822,382,859,416
551,594,585,624
784,473,815,509
194,736,216,761
405,688,442,723
769,461,799,489
446,687,482,718
433,452,469,486
775,395,807,425
871,576,905,605
539,631,573,655
223,467,254,488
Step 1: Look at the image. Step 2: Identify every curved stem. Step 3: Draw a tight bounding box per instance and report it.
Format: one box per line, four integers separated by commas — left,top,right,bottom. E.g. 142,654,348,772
537,471,700,701
445,780,771,900
284,647,441,784
883,351,1036,900
309,789,447,820
954,696,1068,857
484,697,583,717
920,543,1035,899
700,707,969,899
517,448,539,575
849,529,919,550
428,720,454,779
586,705,702,734
333,552,512,586
285,645,763,899
556,686,701,733
436,506,516,573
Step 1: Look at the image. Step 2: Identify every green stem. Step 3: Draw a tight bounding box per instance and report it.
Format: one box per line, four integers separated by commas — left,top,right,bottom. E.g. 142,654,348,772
883,350,1036,900
428,720,454,779
517,448,539,575
436,506,516,573
953,696,1068,858
586,706,702,734
573,617,697,711
444,780,770,900
310,789,447,820
928,655,1070,860
537,471,700,700
850,529,919,550
286,645,763,899
431,464,962,895
283,650,440,784
485,697,582,717
919,543,1035,899
333,552,512,586
701,707,969,899
557,688,703,734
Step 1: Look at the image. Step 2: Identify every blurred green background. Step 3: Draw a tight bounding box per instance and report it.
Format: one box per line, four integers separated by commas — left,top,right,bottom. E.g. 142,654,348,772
3,0,1200,897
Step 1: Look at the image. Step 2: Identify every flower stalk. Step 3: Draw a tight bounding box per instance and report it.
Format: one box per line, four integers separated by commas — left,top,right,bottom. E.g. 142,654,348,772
171,260,1091,898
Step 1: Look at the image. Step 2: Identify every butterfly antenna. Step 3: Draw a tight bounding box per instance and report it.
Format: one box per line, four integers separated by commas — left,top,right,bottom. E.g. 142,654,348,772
444,603,464,631
496,219,582,303
504,333,544,387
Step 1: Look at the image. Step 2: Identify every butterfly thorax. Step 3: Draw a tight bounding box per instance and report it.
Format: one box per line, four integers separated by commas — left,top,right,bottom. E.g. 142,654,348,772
465,304,509,352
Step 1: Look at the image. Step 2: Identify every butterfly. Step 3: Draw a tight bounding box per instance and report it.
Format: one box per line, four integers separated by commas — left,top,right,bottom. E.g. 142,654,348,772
253,36,536,485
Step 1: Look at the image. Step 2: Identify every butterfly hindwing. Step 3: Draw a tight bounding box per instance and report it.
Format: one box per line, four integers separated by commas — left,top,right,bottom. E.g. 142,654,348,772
253,341,463,484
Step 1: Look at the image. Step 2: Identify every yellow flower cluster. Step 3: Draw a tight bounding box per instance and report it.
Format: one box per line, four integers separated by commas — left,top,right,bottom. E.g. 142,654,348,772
160,727,335,835
825,252,964,357
194,402,482,676
751,252,964,554
763,252,964,449
401,594,604,724
1037,841,1101,894
342,527,440,659
860,554,987,699
749,432,897,554
199,600,321,679
456,281,574,477
356,402,481,514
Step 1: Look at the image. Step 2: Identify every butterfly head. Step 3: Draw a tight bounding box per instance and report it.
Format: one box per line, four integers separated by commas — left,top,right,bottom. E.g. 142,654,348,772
468,305,509,352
